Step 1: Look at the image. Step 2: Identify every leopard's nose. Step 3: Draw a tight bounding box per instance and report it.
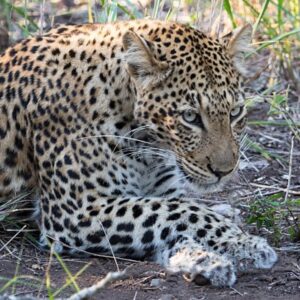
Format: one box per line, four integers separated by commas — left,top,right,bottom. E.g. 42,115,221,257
207,164,233,179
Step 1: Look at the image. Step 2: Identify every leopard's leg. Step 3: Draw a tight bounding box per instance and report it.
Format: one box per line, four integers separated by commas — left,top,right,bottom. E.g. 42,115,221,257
39,191,277,287
0,102,36,197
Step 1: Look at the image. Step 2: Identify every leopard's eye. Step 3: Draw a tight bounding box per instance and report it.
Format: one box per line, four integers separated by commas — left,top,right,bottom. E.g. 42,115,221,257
230,106,244,121
182,110,204,128
182,110,198,123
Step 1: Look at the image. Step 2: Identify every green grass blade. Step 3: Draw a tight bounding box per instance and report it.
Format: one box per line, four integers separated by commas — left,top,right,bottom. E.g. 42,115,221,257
254,28,300,52
165,6,174,21
253,0,271,33
223,0,237,28
269,0,294,17
277,0,284,29
52,262,92,297
5,1,39,31
152,0,163,19
0,276,42,293
248,120,300,127
241,0,259,16
53,251,81,293
0,277,18,293
124,0,143,18
88,0,94,23
245,137,283,161
117,3,136,20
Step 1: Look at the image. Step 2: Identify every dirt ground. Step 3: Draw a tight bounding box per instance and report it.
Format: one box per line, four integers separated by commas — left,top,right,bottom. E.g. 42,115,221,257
0,249,300,300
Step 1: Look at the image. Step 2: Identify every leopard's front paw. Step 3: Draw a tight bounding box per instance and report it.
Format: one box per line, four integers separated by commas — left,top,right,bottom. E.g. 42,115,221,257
169,248,236,287
252,238,277,269
190,261,236,287
191,256,236,287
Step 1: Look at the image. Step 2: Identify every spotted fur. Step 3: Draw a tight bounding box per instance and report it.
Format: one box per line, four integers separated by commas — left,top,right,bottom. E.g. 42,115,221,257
0,20,277,286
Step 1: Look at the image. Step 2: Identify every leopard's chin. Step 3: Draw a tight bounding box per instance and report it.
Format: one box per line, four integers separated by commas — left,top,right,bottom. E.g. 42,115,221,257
185,178,226,195
178,163,233,195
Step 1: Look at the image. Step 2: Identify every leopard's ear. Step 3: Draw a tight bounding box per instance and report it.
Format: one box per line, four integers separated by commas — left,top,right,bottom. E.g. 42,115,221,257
221,24,253,75
123,30,172,90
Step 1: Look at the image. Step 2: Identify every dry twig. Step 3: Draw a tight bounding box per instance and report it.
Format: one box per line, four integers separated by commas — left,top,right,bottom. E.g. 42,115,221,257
67,270,127,300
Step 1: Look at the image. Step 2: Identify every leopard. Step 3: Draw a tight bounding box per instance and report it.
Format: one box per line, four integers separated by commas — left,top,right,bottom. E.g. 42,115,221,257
0,19,277,287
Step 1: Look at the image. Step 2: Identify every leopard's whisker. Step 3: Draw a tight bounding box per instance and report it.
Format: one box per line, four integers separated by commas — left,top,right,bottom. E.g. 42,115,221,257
76,134,153,145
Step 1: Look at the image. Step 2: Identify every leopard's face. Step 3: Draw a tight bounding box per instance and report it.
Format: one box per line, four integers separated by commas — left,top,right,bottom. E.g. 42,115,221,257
134,70,247,193
123,24,251,193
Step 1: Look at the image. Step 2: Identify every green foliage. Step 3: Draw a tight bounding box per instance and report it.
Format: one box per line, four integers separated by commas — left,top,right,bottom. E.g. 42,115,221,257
244,0,299,89
0,0,38,37
247,193,300,245
247,194,282,244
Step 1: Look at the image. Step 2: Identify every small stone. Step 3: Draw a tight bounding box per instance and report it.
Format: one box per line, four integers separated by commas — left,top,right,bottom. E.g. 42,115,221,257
31,264,42,270
150,278,163,287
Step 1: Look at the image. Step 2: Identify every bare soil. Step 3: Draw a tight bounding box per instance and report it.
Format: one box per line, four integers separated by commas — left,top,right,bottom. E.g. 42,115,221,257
0,248,300,300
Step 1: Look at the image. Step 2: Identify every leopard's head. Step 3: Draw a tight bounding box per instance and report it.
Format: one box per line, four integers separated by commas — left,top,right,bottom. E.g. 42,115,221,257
123,22,252,192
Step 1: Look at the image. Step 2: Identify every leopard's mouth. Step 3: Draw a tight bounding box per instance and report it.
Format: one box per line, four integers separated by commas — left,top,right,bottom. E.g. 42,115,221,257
177,162,225,194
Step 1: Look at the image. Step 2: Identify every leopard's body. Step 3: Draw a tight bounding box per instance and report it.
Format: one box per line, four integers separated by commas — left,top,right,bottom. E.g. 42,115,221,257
0,20,277,286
